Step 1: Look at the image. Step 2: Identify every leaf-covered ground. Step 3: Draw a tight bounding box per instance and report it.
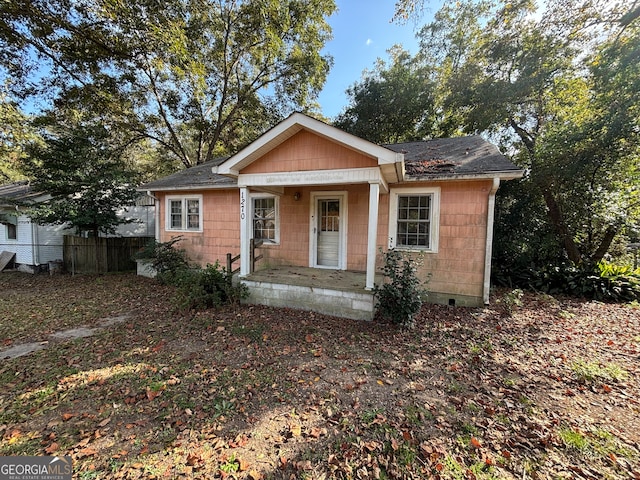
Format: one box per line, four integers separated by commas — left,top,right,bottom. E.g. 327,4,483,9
0,271,639,479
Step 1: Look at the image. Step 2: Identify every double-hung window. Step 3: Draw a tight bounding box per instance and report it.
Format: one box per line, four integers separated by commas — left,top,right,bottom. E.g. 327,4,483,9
166,195,203,232
252,195,279,244
388,187,440,252
1,214,17,240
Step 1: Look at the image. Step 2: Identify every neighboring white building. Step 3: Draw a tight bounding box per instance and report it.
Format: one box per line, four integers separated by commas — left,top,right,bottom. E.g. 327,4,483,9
0,181,155,273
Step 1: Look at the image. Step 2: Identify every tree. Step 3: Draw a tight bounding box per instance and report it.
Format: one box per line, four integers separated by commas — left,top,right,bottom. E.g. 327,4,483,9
22,121,141,237
0,90,40,182
334,46,436,144
416,0,639,267
0,0,336,169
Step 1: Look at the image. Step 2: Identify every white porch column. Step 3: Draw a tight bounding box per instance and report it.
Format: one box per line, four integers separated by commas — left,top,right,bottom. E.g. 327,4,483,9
239,187,250,276
365,182,380,290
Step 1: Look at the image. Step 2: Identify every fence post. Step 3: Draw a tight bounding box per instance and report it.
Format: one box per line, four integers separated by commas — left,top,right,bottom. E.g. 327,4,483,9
226,253,232,274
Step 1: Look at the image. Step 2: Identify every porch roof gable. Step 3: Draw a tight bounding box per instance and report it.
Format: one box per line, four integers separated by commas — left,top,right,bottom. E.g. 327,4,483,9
214,113,405,183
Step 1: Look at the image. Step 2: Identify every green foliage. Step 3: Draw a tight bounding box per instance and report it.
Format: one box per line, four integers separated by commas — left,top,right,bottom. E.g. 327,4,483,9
138,237,248,311
417,0,639,269
136,237,189,275
334,46,436,143
0,0,336,168
496,261,640,303
373,249,427,328
0,89,40,182
498,289,524,317
162,262,249,312
21,122,140,237
571,360,628,385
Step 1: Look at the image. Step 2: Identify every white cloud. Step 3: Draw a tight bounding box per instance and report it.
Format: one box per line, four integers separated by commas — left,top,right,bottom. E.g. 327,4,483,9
365,38,373,46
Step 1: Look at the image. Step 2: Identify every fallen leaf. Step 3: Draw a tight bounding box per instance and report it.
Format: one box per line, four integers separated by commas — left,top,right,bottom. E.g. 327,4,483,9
77,447,98,458
470,437,482,449
290,424,302,437
61,413,74,421
98,417,111,427
45,442,59,454
238,458,250,471
248,470,263,480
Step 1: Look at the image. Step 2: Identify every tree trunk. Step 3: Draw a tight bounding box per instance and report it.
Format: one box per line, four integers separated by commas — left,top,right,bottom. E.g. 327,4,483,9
539,184,583,264
590,225,618,265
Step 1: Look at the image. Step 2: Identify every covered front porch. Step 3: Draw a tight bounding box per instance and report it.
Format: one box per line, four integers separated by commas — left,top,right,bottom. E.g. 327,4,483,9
241,266,383,320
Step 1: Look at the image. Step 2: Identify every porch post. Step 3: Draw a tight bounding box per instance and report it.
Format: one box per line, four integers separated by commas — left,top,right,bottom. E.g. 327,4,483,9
239,187,250,276
365,182,380,290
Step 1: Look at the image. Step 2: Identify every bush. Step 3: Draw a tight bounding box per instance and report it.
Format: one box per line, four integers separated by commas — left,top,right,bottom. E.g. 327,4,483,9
137,239,248,311
373,249,427,328
162,262,249,312
498,261,640,302
135,237,189,274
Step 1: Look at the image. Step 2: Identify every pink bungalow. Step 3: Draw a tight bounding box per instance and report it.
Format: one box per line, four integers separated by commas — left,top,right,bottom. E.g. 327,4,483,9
141,113,523,319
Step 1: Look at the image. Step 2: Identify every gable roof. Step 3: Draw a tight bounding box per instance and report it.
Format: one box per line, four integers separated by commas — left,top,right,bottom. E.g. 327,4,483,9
140,121,523,192
214,112,404,183
385,136,523,181
139,157,234,192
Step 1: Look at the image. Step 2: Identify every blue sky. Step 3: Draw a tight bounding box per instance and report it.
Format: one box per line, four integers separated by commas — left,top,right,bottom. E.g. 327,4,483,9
317,0,430,119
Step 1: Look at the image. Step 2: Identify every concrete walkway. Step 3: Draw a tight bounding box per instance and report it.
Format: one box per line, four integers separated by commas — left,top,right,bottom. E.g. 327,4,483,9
0,313,131,361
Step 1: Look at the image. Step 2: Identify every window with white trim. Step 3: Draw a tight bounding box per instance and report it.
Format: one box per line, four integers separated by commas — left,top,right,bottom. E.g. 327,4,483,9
165,195,203,232
389,187,440,252
252,195,279,244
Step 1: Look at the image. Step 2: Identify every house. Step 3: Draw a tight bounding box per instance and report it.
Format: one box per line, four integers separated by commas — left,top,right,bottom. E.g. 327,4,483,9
140,113,523,319
0,181,156,273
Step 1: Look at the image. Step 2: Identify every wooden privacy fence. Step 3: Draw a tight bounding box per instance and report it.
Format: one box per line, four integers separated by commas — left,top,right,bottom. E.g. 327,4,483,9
63,235,153,274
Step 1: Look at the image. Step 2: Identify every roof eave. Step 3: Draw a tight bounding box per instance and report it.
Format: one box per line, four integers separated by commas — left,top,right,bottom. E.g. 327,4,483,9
404,170,525,182
137,183,237,193
216,113,400,176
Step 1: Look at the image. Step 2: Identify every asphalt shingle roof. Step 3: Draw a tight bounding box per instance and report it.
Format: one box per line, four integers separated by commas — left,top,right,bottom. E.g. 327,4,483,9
139,157,234,191
140,136,522,191
0,181,45,205
385,136,521,179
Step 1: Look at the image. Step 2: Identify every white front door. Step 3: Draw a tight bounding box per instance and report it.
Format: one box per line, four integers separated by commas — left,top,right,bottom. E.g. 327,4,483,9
310,192,347,269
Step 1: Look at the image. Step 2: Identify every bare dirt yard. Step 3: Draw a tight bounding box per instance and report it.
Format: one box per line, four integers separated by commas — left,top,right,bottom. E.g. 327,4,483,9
0,271,638,479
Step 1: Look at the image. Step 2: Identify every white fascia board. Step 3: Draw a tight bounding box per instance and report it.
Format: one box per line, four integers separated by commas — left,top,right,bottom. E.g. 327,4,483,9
217,113,400,176
238,167,385,189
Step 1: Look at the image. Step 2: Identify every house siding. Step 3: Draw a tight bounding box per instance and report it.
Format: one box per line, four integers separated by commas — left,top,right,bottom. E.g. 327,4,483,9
241,131,378,174
406,180,491,303
0,215,71,270
160,180,491,306
157,189,241,265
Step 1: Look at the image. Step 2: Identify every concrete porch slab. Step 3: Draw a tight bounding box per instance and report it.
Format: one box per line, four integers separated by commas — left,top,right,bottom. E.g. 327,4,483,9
241,266,382,320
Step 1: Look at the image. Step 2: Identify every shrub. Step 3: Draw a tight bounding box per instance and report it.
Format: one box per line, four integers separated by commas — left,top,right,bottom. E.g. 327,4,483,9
494,261,640,303
137,239,248,311
135,237,189,275
373,249,427,328
163,262,249,312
